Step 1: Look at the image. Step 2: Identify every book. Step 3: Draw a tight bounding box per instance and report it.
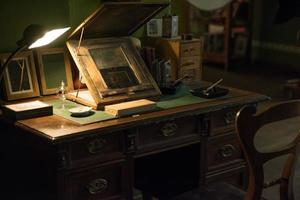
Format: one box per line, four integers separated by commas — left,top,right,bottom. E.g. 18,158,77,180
104,99,156,117
2,100,53,120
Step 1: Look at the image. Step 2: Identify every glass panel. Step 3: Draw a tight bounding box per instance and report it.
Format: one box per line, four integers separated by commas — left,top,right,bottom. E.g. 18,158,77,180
89,46,139,89
42,53,68,89
7,58,32,93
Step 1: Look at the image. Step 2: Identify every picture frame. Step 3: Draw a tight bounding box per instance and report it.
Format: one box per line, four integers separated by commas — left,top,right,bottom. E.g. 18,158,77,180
36,48,74,95
233,34,248,56
0,51,40,101
147,18,163,37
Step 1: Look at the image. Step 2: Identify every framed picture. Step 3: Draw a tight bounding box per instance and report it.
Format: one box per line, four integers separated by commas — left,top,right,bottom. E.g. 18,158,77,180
233,34,248,56
147,18,163,37
36,48,74,95
0,51,40,101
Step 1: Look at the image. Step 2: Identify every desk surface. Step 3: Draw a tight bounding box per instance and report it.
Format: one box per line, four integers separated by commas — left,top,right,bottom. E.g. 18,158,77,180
14,86,268,142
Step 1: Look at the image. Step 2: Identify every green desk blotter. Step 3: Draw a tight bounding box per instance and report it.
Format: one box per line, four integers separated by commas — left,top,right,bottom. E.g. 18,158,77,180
47,85,231,125
47,100,116,125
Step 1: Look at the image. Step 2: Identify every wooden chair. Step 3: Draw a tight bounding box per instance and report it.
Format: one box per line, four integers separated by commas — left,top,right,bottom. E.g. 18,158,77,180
168,100,300,200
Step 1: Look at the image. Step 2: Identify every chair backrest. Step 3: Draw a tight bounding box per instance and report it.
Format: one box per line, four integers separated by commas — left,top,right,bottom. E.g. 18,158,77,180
235,100,300,200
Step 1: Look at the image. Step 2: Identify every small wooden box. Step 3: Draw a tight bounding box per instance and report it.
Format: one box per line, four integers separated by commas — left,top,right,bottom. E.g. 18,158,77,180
66,2,168,110
105,99,156,117
2,100,53,120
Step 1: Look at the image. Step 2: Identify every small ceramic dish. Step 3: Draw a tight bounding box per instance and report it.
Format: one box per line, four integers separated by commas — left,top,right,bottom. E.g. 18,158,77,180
68,106,93,117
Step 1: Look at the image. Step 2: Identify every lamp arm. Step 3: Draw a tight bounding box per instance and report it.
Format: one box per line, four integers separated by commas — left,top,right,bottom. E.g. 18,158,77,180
0,45,28,82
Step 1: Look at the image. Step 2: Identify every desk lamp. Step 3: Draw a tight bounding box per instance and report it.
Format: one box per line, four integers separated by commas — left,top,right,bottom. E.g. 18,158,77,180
0,24,70,83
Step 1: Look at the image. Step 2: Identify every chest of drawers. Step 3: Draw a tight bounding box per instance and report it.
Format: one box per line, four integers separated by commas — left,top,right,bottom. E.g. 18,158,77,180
150,38,203,81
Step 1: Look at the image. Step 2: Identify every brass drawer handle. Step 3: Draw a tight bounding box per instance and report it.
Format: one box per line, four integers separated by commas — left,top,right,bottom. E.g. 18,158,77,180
218,144,236,158
86,178,108,195
161,123,178,137
87,138,107,154
224,111,236,124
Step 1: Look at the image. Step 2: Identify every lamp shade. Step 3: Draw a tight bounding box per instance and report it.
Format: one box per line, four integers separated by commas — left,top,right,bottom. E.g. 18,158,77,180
16,24,46,47
186,0,232,11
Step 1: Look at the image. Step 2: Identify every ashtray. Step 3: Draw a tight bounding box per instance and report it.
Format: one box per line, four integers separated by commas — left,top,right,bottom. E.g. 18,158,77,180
69,106,93,117
190,87,229,99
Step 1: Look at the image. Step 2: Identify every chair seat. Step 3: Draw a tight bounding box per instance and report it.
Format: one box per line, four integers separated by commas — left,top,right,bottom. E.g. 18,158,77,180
168,182,244,200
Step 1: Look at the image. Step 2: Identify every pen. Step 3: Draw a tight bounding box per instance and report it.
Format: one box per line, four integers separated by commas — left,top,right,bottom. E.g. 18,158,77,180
204,78,223,94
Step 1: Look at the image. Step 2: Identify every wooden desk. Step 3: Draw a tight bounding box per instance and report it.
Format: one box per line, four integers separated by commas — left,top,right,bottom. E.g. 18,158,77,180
0,86,268,200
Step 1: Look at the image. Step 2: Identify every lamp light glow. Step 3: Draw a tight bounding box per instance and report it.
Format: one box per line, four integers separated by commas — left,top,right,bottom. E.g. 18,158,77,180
29,27,70,49
0,25,71,83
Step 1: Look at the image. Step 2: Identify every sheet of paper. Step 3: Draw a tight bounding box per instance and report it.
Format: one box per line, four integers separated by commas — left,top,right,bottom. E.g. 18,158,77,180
68,90,95,102
5,100,50,112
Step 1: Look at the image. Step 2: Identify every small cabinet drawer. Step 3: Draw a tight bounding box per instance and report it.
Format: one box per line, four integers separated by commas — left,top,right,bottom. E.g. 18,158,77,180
137,116,199,152
66,161,128,200
70,132,123,166
210,107,241,135
179,66,202,80
207,133,243,171
180,56,201,69
181,42,201,57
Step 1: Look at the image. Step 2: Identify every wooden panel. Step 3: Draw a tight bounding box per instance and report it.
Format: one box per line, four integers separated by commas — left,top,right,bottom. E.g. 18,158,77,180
137,116,199,152
207,132,243,172
205,165,246,188
69,132,124,167
66,161,127,200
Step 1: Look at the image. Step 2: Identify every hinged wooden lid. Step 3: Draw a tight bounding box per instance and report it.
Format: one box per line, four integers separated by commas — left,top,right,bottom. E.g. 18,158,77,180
68,2,168,40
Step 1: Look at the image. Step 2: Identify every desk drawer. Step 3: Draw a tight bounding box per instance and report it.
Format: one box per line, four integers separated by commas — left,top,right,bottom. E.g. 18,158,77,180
137,116,199,151
181,42,201,57
70,132,123,167
66,161,128,200
210,107,241,135
207,133,243,171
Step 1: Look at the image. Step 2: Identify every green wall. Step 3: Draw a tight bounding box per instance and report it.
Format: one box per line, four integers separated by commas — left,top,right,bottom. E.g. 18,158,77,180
68,0,100,27
260,0,300,44
0,0,101,53
251,0,300,67
0,0,171,52
0,0,69,52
